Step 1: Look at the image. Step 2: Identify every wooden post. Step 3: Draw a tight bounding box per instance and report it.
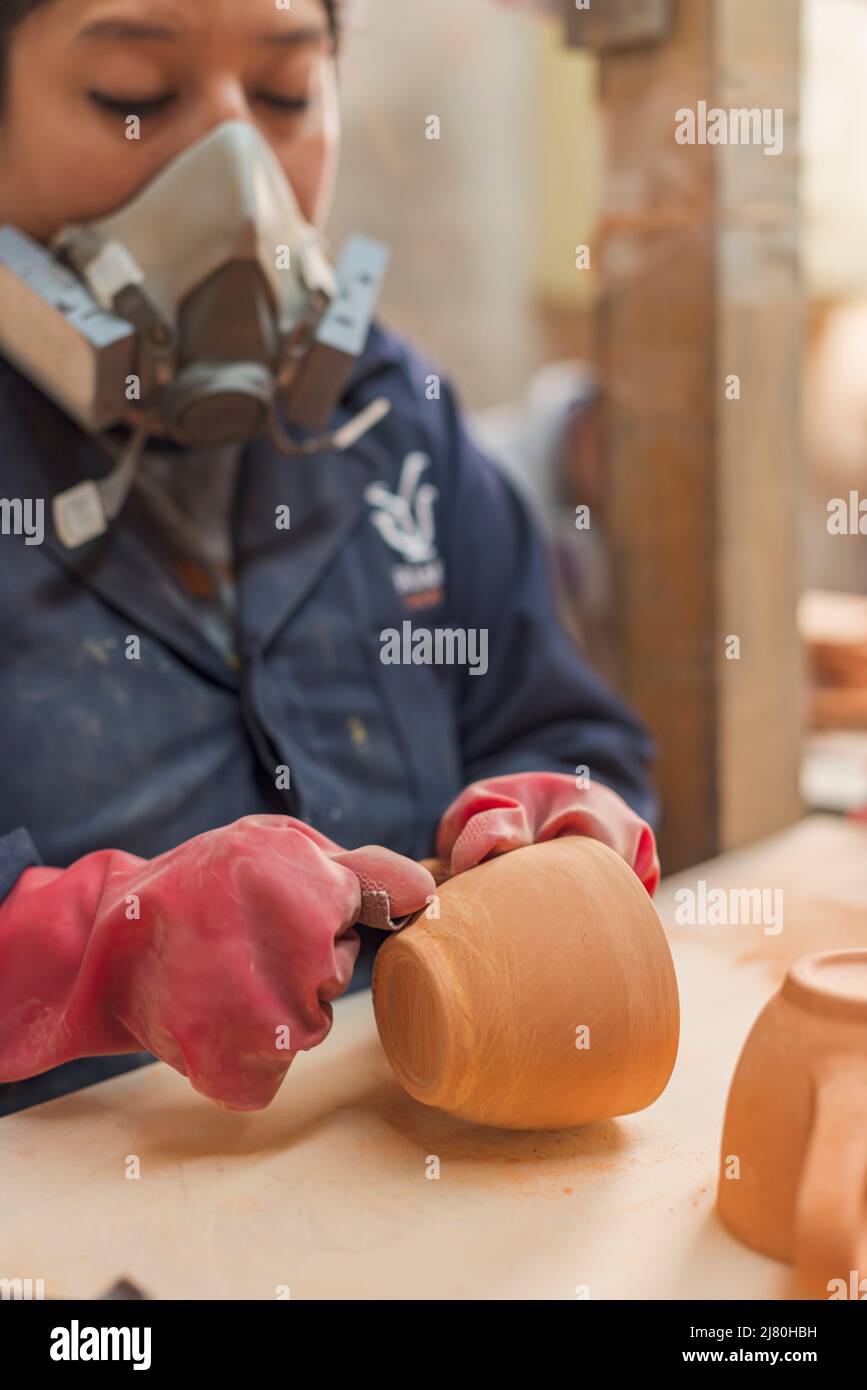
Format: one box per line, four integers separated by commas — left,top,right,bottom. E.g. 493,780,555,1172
597,0,803,870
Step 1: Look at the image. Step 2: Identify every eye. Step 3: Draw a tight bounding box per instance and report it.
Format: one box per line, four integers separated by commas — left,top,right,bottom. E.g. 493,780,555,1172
256,93,311,114
88,91,178,118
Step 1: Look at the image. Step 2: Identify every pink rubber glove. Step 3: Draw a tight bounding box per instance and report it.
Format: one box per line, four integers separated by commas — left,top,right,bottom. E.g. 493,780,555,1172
436,772,660,895
0,816,435,1110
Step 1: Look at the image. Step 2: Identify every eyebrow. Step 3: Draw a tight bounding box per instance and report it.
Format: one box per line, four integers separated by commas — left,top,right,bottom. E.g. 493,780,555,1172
78,20,179,41
260,27,328,48
78,19,328,46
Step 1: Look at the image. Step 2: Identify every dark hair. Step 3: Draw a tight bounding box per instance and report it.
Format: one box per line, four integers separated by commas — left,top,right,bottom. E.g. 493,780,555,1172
0,0,340,91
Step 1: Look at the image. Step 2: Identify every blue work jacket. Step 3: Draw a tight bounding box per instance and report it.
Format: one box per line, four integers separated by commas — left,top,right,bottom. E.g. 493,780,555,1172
0,321,657,1111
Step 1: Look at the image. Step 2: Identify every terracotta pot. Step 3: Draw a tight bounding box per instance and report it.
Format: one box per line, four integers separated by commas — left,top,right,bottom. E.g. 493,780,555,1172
800,590,867,689
717,950,867,1296
371,837,679,1130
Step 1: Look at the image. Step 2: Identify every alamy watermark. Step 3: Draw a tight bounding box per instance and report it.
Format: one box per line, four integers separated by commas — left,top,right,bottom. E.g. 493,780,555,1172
675,102,784,157
1,1276,45,1299
380,621,488,676
828,1270,866,1300
674,881,783,936
0,497,44,545
827,490,867,535
50,1321,151,1370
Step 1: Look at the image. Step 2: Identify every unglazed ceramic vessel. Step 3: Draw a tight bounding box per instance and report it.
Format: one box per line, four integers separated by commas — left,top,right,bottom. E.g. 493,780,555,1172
372,837,680,1130
718,949,867,1296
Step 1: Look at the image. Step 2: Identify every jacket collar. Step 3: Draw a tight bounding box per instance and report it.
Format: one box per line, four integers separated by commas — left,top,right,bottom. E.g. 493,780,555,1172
234,428,369,659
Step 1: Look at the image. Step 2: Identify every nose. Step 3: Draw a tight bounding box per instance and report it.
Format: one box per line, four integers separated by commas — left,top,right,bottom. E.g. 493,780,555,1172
187,76,257,143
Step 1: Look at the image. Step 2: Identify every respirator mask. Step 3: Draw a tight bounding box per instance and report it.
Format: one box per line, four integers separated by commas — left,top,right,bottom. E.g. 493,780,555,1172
0,120,390,547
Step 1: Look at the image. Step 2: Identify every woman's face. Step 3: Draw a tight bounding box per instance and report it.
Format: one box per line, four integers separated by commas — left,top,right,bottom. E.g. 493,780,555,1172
0,0,340,243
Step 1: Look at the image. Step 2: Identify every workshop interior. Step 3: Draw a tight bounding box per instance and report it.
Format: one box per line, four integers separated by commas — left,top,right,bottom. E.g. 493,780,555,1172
2,0,867,1333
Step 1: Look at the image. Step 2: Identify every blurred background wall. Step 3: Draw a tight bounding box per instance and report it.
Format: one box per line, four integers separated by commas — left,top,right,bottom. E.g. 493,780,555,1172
802,0,867,594
329,0,867,829
329,0,599,407
803,0,867,299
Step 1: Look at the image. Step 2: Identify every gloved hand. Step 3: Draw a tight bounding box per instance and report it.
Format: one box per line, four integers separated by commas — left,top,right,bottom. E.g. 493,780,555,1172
436,772,660,895
0,816,434,1110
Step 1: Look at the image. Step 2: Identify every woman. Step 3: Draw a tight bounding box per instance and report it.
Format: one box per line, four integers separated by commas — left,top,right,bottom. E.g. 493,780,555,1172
0,0,659,1114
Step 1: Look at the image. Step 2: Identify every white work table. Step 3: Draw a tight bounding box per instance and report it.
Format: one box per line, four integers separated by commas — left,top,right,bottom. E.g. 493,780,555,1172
3,815,866,1300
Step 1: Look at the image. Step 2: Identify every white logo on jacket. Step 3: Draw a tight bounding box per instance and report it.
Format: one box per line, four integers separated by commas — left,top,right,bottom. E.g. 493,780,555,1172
365,452,445,604
365,452,438,563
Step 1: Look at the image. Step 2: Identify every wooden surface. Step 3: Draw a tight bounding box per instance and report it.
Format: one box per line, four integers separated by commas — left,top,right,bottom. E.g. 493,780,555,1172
3,816,866,1301
598,0,803,870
